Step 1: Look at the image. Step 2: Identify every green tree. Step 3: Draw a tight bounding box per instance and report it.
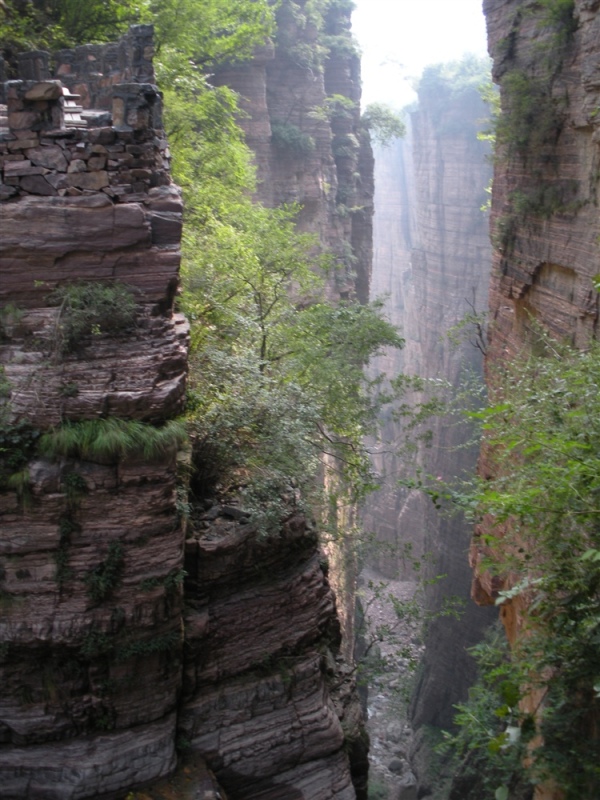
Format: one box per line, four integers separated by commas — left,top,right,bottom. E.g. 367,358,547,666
0,0,142,65
182,200,403,528
361,103,405,147
446,328,600,799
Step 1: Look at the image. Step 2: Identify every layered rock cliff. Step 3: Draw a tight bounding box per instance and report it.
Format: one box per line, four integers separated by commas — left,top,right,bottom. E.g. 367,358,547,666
0,21,368,800
213,0,373,304
469,2,600,798
474,0,600,644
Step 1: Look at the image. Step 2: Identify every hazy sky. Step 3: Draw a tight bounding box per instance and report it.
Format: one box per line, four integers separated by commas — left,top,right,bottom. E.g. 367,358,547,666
352,0,489,108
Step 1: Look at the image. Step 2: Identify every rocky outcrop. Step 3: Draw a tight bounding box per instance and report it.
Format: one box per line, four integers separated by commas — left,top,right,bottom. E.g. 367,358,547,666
213,0,373,303
180,506,366,800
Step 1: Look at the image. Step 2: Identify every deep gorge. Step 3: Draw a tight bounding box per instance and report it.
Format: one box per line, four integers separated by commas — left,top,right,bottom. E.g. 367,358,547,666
1,1,599,799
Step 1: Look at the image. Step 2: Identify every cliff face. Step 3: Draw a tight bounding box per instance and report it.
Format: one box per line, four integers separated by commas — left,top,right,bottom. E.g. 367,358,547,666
213,0,373,304
471,3,600,798
363,76,495,745
0,29,187,797
0,23,367,800
475,0,600,612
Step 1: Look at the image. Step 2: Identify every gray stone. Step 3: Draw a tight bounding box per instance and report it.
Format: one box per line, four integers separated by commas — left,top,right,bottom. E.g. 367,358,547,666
23,81,63,101
19,175,57,195
395,772,418,800
26,145,68,172
388,758,404,775
66,170,109,190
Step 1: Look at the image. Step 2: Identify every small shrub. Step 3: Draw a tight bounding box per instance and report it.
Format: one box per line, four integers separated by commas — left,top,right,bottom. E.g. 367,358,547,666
495,70,563,160
84,542,125,604
271,120,316,158
62,471,88,510
80,627,113,659
59,382,79,398
0,366,11,401
51,282,137,354
0,420,40,485
332,133,360,159
54,517,79,587
0,303,24,342
115,630,180,662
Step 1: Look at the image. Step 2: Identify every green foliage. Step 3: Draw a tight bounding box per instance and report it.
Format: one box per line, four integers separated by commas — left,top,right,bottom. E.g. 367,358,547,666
80,627,114,659
270,120,316,158
418,55,493,103
438,626,531,800
182,197,403,531
361,103,405,147
535,0,577,42
0,303,24,342
54,517,79,587
139,568,185,591
448,329,600,798
495,69,563,161
0,0,142,67
50,282,137,355
115,630,180,661
149,0,274,66
84,542,125,603
332,133,360,159
321,93,357,124
0,367,10,402
0,420,40,494
39,418,187,463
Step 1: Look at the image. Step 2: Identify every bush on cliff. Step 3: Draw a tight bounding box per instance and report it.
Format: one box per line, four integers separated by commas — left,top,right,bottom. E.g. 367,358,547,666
441,327,600,799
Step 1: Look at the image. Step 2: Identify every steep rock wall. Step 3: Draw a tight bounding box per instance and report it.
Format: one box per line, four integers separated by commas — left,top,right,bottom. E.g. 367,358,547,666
0,23,367,800
475,0,600,615
213,0,373,303
363,80,495,750
0,34,187,797
471,4,600,797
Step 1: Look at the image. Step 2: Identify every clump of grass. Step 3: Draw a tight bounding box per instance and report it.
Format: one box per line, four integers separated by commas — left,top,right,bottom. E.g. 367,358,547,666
39,418,188,463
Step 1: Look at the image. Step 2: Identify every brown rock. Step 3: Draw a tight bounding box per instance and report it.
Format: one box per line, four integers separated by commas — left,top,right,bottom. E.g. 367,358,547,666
26,145,68,172
23,81,63,101
67,158,87,173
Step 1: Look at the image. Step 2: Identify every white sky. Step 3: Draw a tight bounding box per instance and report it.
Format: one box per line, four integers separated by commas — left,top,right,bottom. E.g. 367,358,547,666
352,0,489,108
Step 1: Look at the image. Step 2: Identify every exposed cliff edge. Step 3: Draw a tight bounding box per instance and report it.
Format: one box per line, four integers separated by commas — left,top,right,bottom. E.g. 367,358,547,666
0,19,369,800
